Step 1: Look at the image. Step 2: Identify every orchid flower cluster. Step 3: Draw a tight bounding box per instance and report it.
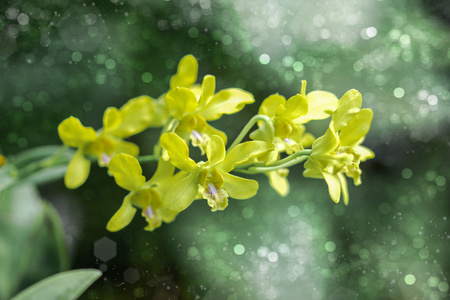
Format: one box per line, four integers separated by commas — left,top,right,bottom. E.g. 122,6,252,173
57,55,374,232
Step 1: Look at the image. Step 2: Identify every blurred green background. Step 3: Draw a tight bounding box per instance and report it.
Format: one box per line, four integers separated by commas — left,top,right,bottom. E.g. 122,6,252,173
0,0,449,299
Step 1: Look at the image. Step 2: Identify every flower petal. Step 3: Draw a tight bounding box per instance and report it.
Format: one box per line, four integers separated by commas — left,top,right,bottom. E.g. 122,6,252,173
109,153,146,191
103,107,121,133
219,141,274,173
294,91,339,123
277,94,308,120
170,54,198,89
65,149,91,189
259,94,286,119
332,89,362,131
111,138,140,157
338,172,349,205
198,88,254,121
206,135,226,166
323,172,341,203
198,75,216,109
310,125,339,156
266,169,290,197
108,96,157,137
160,133,200,173
249,120,275,142
163,173,199,212
58,116,97,148
339,109,373,147
203,123,228,145
148,158,175,187
166,87,198,120
221,172,259,199
354,145,375,161
106,194,137,232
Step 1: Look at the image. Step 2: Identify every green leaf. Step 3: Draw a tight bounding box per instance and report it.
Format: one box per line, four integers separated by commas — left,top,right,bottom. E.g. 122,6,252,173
22,165,68,186
0,183,71,300
10,269,102,300
0,164,16,192
12,146,69,169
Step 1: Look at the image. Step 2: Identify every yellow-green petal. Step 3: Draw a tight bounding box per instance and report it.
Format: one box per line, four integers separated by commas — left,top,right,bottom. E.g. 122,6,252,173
106,194,137,232
294,91,339,123
338,173,349,205
111,138,140,157
206,135,226,166
221,172,259,199
110,96,156,137
354,145,375,161
198,88,255,121
160,133,200,173
170,54,198,89
166,87,198,120
266,169,290,197
198,75,216,109
339,109,373,147
163,173,199,212
219,141,274,173
259,94,286,119
203,123,228,145
249,120,275,142
323,172,341,203
148,158,175,187
65,149,91,189
332,89,362,131
58,116,97,148
310,125,339,156
277,94,308,120
103,107,121,133
109,153,146,191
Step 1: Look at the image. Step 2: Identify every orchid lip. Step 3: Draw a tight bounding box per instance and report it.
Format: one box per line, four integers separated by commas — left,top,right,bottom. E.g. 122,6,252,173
284,138,295,145
207,182,218,199
101,153,111,165
191,130,202,142
145,206,154,219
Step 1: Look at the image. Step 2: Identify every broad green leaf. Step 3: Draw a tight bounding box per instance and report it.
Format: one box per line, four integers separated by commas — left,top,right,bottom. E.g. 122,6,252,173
11,269,102,300
12,146,71,169
22,165,67,186
0,183,70,300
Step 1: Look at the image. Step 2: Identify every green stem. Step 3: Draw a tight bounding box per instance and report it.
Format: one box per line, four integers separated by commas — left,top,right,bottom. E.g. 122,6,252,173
227,114,271,152
245,155,309,174
268,149,311,167
137,154,159,163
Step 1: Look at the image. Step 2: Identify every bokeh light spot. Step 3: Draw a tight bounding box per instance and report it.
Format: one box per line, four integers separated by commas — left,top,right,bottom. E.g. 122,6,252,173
94,237,117,262
71,51,83,62
233,244,245,255
242,207,254,219
401,168,413,179
259,54,270,65
141,72,153,83
325,241,336,252
404,274,416,285
393,87,405,98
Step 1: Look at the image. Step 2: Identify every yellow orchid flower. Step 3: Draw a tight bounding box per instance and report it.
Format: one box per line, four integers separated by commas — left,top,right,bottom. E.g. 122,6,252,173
58,96,157,189
150,55,200,128
251,81,339,162
165,56,254,153
303,89,374,204
107,153,178,231
250,92,311,163
160,132,275,212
